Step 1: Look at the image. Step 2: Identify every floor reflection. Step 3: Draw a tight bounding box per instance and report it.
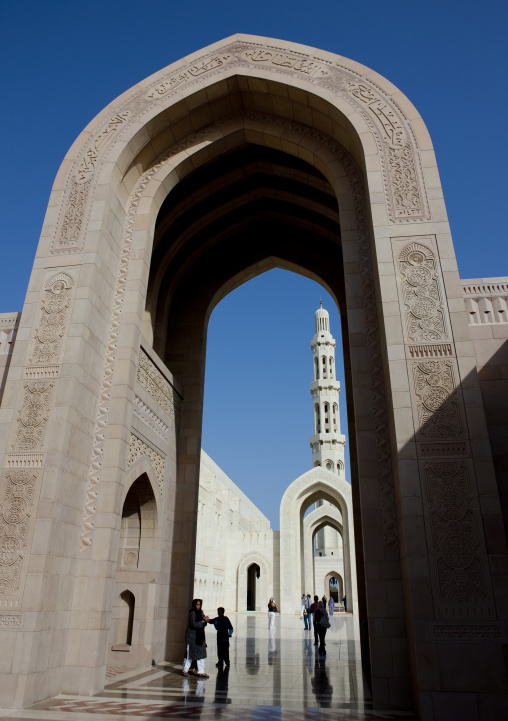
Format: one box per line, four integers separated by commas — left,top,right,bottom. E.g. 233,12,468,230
15,612,417,720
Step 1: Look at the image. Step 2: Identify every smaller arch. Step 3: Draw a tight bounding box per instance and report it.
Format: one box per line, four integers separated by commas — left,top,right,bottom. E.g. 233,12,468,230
324,572,343,605
236,553,271,612
113,590,135,648
119,473,159,567
246,562,261,611
122,458,160,518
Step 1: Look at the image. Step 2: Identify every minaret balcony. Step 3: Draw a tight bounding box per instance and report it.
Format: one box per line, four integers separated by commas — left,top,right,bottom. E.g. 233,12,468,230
310,432,346,445
310,379,341,393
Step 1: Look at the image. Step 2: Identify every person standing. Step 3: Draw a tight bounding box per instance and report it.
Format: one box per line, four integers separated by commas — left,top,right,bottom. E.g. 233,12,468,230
268,597,277,630
315,600,329,656
328,596,335,616
342,595,347,612
306,594,313,631
301,598,309,630
309,595,319,646
210,607,233,668
182,599,210,677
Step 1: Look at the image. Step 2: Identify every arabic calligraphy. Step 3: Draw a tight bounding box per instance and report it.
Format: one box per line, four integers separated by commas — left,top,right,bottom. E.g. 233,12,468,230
146,56,230,99
243,50,329,77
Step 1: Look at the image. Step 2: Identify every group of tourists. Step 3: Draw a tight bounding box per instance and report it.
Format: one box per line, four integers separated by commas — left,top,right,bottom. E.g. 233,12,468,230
182,591,347,676
300,594,331,655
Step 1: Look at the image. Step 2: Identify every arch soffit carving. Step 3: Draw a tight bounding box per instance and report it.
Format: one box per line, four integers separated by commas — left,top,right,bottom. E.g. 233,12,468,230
47,34,434,258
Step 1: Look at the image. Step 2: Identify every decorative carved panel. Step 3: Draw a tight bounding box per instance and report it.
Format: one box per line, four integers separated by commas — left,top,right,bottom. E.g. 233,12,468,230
0,470,37,599
136,349,181,422
123,549,139,567
133,395,169,442
412,360,463,440
127,434,165,495
11,380,54,452
52,114,129,254
29,272,74,365
432,622,505,641
0,614,22,628
347,82,429,222
423,460,492,617
397,242,447,344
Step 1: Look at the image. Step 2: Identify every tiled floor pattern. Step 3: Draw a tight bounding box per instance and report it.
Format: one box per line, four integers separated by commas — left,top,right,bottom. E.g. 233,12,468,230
0,613,416,720
105,667,132,679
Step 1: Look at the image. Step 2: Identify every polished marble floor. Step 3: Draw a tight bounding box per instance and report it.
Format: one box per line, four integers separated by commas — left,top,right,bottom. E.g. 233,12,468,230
0,613,415,720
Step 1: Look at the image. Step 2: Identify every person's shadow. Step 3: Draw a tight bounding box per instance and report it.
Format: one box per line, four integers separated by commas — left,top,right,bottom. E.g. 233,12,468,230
311,655,334,708
213,667,231,704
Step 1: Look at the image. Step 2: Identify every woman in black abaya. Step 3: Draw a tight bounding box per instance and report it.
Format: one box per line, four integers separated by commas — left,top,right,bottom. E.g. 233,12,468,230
182,599,210,677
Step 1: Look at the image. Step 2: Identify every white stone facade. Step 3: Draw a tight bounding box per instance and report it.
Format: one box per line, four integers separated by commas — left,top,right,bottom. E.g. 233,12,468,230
193,451,278,613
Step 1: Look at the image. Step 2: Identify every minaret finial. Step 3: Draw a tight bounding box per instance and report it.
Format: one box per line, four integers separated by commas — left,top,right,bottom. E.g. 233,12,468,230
320,298,322,308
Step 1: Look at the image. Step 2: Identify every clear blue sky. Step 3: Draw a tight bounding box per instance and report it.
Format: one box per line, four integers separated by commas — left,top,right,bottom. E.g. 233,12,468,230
1,1,506,527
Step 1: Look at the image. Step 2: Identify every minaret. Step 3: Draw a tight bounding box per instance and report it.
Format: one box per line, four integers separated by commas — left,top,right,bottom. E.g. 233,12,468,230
310,302,347,557
310,302,346,475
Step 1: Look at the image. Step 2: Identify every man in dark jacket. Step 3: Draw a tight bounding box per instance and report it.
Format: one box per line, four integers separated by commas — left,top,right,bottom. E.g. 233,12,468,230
309,595,319,646
210,607,233,668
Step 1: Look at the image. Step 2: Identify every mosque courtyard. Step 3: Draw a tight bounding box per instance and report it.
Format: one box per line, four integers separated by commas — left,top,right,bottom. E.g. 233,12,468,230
0,613,415,721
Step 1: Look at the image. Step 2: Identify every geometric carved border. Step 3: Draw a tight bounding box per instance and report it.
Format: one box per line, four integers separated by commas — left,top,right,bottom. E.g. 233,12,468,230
127,434,165,496
136,349,181,422
431,622,505,641
0,613,23,628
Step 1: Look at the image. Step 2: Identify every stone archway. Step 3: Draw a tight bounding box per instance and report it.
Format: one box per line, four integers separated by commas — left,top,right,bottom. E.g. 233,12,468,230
0,34,504,719
236,553,271,613
324,571,343,604
303,504,344,598
280,469,357,619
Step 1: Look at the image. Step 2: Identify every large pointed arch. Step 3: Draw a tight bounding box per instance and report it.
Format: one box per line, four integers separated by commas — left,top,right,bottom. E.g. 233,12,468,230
0,34,503,719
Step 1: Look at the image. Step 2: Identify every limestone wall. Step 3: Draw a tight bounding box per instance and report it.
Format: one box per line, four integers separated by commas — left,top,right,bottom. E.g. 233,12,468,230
462,278,508,539
194,451,279,613
0,313,20,403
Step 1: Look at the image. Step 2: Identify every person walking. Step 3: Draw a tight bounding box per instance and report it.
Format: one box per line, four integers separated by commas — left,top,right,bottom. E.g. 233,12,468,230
328,596,335,616
182,599,210,677
210,607,233,668
268,597,277,630
314,600,329,656
309,595,319,646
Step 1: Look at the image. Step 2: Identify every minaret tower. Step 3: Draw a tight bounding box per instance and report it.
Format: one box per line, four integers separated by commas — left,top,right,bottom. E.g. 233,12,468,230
310,302,346,475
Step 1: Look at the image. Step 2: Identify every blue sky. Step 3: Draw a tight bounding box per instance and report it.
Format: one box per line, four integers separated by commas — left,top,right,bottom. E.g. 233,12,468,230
0,1,506,527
